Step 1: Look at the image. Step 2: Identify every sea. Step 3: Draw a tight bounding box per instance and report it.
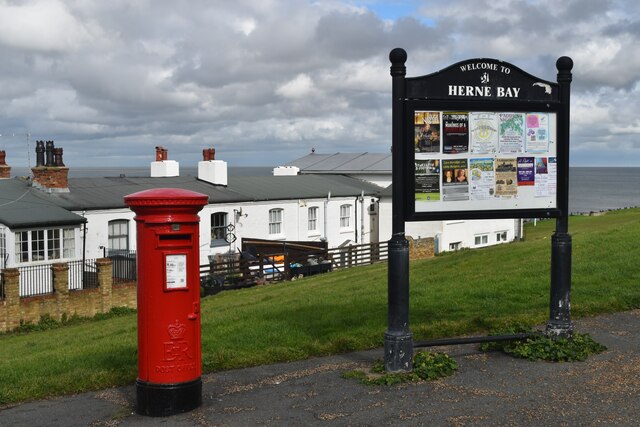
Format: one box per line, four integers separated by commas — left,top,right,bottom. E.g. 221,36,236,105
8,166,640,215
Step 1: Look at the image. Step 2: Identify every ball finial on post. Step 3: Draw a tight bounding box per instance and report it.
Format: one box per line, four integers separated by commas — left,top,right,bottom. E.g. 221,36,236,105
556,56,573,72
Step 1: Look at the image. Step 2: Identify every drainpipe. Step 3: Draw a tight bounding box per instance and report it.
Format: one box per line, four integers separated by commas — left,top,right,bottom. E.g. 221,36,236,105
354,195,358,244
324,192,330,242
82,212,87,281
360,191,365,244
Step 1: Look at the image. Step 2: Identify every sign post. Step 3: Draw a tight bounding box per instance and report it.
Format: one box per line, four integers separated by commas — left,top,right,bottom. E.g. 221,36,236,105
386,48,574,372
384,48,413,373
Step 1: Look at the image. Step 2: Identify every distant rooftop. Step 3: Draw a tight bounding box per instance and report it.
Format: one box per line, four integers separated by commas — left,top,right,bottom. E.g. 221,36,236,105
285,153,391,175
0,173,383,228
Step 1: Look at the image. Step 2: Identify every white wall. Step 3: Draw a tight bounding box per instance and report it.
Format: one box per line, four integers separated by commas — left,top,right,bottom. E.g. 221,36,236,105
79,209,136,260
438,219,518,252
79,196,373,266
377,196,517,253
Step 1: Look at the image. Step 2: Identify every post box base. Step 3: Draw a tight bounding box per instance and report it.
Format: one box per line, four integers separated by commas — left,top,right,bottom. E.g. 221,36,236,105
136,378,202,417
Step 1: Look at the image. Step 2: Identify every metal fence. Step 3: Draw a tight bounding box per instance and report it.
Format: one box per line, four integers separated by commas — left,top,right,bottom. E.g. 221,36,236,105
16,260,100,297
68,259,99,291
107,250,137,283
18,264,53,297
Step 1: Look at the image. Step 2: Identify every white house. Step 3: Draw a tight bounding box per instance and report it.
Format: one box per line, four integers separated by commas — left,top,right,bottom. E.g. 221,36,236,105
0,145,382,269
284,151,522,253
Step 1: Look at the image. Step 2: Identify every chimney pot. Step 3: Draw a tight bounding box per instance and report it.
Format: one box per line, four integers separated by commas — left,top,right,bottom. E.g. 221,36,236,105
35,141,45,166
53,147,65,167
202,148,216,161
155,146,164,161
45,141,55,166
0,150,9,179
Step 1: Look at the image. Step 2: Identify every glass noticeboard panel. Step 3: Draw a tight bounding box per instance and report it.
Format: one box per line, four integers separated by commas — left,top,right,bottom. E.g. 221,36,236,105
165,254,188,289
413,110,557,213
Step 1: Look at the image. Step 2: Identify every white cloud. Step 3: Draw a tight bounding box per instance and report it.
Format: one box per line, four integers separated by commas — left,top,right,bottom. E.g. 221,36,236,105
276,74,316,99
233,18,257,36
0,0,94,52
0,0,639,167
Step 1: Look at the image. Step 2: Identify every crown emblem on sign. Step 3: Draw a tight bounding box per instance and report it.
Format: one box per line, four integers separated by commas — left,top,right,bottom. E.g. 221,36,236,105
168,320,186,340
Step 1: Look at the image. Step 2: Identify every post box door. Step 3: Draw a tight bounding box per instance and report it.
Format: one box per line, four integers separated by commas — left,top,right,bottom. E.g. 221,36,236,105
142,249,201,384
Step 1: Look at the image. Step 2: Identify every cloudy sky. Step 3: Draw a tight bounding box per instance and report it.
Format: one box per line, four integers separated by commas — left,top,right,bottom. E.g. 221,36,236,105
0,0,638,168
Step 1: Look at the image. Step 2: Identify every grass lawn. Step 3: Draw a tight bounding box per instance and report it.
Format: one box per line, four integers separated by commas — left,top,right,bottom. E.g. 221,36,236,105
1,208,639,404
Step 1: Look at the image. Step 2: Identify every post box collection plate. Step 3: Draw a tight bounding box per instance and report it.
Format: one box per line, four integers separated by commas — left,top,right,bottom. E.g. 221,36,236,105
165,254,188,290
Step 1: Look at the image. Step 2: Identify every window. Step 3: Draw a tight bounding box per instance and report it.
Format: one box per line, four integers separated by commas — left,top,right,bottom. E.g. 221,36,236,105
269,208,283,235
31,230,45,261
47,229,61,260
496,231,508,242
14,228,76,263
340,204,351,228
15,231,28,263
63,228,75,258
211,212,228,246
308,207,318,232
0,227,5,269
474,234,489,246
108,220,129,252
449,241,461,251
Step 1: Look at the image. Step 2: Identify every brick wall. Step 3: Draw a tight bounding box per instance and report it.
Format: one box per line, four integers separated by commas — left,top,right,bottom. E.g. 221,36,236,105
0,165,10,179
0,259,137,333
31,166,69,190
407,236,435,260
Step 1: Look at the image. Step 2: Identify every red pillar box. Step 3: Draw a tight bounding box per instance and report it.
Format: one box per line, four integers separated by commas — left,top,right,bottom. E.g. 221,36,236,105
124,188,208,417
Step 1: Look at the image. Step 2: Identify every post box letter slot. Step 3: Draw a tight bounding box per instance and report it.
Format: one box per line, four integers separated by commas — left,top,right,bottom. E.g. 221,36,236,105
158,234,192,247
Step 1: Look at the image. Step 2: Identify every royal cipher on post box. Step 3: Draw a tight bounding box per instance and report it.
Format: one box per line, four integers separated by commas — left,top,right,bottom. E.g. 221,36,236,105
124,188,208,417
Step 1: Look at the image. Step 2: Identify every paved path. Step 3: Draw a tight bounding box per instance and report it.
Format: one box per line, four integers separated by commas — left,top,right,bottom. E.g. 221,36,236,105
1,310,639,426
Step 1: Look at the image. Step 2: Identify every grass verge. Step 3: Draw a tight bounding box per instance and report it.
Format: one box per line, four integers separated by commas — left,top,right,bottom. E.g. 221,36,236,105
1,208,639,404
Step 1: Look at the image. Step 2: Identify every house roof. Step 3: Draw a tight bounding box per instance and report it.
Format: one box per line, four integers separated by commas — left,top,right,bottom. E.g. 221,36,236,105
227,175,381,201
0,179,86,228
48,176,247,210
0,173,383,228
285,153,392,174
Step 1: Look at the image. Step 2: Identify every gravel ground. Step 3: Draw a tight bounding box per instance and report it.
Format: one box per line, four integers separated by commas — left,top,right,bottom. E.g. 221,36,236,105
2,310,639,426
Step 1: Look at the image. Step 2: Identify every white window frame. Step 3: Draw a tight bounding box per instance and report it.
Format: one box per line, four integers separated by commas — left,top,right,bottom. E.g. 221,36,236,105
339,204,351,229
211,212,228,247
14,227,76,264
108,220,129,253
63,228,75,258
47,229,61,260
449,241,462,251
269,208,284,236
0,227,6,269
308,206,319,233
496,231,508,242
31,230,45,261
474,234,489,246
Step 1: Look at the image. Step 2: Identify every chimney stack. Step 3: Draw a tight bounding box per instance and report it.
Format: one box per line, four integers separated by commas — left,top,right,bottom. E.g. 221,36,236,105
150,146,179,177
273,166,300,176
198,147,227,186
0,150,10,179
31,140,69,192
